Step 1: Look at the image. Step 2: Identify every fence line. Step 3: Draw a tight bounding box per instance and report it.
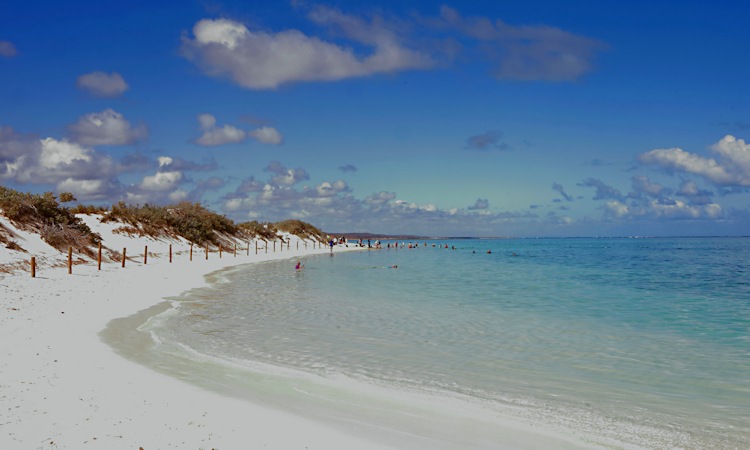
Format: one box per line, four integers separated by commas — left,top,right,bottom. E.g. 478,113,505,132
29,238,326,277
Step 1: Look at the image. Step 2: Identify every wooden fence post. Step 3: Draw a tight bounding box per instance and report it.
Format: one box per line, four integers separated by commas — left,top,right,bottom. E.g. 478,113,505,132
219,245,222,258
122,248,126,268
169,244,172,263
273,241,276,253
97,242,102,271
30,257,36,278
255,241,258,255
247,241,250,256
144,245,148,264
190,243,193,261
68,247,73,274
234,243,237,257
205,243,209,260
265,241,268,254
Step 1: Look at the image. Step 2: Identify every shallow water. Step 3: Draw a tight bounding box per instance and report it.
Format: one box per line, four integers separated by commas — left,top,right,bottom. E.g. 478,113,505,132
135,238,750,448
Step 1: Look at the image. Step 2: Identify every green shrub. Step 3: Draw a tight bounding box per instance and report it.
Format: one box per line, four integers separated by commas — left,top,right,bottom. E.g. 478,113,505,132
274,219,325,241
238,220,278,240
69,204,109,215
105,201,238,245
0,185,99,250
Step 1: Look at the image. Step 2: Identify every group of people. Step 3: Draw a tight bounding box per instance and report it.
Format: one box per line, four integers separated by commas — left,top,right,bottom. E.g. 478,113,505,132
326,237,384,250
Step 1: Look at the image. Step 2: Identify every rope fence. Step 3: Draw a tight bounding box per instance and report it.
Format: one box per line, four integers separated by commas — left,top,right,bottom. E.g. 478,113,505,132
29,239,323,277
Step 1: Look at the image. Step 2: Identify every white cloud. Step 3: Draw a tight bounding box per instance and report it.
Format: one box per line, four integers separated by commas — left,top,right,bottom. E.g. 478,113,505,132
638,148,733,184
39,137,92,169
0,128,123,200
249,126,283,145
638,135,750,187
198,113,217,129
265,161,309,186
194,113,247,146
364,191,396,206
193,18,249,49
0,41,18,57
180,5,605,90
139,170,184,192
157,156,173,167
57,178,108,197
604,198,722,221
168,190,189,202
180,16,433,89
711,135,750,177
196,125,246,146
315,180,349,197
76,71,129,98
69,109,148,146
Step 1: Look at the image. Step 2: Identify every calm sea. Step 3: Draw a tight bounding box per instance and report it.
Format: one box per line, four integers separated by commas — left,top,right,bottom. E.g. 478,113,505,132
139,237,750,449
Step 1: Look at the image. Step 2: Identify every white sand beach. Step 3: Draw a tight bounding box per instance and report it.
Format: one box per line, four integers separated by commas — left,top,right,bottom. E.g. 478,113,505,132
1,214,397,450
1,215,600,450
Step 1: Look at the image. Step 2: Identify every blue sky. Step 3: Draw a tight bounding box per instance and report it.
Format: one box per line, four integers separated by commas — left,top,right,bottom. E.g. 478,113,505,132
2,0,750,237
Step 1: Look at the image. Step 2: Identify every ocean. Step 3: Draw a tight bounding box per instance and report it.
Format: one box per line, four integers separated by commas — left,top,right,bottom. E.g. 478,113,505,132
128,237,750,448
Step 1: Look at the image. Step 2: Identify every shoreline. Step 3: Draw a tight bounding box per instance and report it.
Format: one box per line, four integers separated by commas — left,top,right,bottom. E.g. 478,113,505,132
1,241,397,449
1,234,639,450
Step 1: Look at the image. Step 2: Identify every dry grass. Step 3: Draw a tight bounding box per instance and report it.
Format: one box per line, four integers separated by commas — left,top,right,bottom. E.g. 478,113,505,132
1,185,326,258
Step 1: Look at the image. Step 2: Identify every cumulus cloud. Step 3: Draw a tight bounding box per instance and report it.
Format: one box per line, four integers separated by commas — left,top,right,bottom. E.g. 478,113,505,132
316,180,350,197
0,41,18,57
68,109,148,146
0,126,122,200
604,199,722,221
195,113,246,146
139,170,184,192
249,126,283,145
180,13,434,89
76,71,129,98
468,198,489,210
194,114,283,146
180,5,604,90
218,160,548,236
638,135,750,187
581,170,723,223
364,191,396,207
264,161,309,186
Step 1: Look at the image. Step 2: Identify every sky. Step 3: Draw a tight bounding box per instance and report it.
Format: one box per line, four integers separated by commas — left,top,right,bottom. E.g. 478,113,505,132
2,0,750,237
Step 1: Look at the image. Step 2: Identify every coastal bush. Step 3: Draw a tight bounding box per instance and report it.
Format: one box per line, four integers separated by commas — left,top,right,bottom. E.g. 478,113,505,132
0,185,99,250
0,185,331,252
69,204,109,215
238,220,278,241
105,201,238,245
275,219,326,241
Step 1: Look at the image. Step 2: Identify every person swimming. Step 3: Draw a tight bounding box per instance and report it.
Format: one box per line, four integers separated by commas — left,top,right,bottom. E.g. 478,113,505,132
295,261,303,270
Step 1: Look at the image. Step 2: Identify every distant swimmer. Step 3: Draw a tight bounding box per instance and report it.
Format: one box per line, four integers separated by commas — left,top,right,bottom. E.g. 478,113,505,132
295,261,304,270
486,250,492,254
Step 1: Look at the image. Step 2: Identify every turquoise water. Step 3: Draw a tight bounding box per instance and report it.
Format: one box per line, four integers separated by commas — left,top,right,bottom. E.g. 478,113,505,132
143,238,750,448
